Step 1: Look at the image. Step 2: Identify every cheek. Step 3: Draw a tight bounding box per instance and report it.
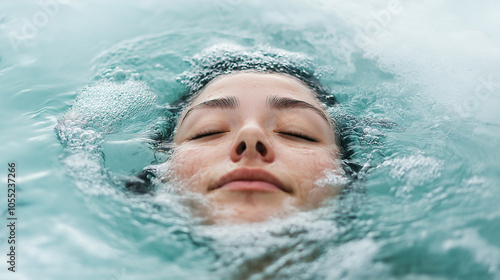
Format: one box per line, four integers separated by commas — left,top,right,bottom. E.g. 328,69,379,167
280,147,341,206
169,143,227,192
170,148,198,179
283,147,339,178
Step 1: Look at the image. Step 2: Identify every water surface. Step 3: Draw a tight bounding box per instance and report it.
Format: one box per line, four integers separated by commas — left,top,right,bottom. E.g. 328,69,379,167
1,1,499,279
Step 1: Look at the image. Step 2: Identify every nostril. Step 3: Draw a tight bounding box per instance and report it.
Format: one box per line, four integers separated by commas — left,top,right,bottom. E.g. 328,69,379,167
256,141,267,156
236,142,246,155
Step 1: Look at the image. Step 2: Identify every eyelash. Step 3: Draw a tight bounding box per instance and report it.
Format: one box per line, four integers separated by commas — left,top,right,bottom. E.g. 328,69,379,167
188,130,225,140
279,131,319,142
188,130,319,142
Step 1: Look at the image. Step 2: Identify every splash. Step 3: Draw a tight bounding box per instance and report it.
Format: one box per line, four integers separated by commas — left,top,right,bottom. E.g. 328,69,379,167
55,80,157,194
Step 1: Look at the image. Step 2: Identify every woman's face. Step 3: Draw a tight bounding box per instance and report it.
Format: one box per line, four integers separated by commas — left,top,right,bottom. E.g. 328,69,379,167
169,72,342,223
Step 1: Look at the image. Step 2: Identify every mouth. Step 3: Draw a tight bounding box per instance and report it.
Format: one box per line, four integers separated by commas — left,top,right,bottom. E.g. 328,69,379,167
210,168,292,194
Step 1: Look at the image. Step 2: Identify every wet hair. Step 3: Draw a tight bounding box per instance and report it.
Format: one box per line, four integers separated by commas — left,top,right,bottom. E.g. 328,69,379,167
177,45,338,107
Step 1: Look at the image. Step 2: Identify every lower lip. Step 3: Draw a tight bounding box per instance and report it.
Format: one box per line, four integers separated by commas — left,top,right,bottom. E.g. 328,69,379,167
218,181,282,192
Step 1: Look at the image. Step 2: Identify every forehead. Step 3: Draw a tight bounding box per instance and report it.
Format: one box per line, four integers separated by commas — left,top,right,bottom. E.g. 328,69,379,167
190,72,320,106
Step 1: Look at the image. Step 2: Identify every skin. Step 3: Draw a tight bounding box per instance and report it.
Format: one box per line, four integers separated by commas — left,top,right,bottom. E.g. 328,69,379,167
167,72,343,224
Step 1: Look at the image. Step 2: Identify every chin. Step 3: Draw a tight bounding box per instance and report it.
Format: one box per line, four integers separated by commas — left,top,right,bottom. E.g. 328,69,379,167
211,207,294,224
206,192,298,224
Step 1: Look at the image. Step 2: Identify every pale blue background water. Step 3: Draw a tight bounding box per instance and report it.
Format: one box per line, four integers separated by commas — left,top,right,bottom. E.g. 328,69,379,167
1,1,500,279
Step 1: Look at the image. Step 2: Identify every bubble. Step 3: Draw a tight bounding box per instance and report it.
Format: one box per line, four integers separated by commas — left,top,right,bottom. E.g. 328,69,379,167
179,44,317,95
381,154,443,187
55,80,158,194
315,167,350,190
69,80,157,131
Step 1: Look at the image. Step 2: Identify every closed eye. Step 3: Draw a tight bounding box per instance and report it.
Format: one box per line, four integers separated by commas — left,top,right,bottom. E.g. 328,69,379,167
279,131,319,142
188,130,226,140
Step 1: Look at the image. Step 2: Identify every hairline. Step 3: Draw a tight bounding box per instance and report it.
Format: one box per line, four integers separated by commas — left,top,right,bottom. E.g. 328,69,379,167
185,70,322,106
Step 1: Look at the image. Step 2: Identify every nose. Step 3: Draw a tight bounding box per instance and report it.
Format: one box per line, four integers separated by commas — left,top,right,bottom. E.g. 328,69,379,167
230,123,275,163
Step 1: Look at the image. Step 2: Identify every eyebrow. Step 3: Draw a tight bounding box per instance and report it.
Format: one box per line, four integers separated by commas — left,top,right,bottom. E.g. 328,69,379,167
180,95,331,126
181,96,239,124
266,95,331,124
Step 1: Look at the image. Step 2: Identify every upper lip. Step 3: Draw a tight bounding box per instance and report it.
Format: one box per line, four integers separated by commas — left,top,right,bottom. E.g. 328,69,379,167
210,168,292,193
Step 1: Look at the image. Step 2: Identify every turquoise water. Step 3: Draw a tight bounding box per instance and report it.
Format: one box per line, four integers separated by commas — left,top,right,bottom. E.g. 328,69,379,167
1,1,500,279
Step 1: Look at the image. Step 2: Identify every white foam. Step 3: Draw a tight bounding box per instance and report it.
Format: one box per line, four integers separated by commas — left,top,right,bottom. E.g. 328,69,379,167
318,0,500,123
